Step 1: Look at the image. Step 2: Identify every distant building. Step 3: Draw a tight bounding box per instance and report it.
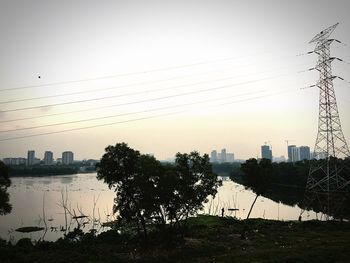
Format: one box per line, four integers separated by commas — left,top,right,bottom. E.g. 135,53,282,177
44,151,54,165
261,145,272,160
210,150,218,163
2,158,12,165
291,147,300,162
62,151,74,165
3,157,26,165
217,153,222,161
221,148,227,163
210,148,235,163
226,153,235,163
27,150,35,166
299,146,311,161
287,145,296,162
288,145,311,162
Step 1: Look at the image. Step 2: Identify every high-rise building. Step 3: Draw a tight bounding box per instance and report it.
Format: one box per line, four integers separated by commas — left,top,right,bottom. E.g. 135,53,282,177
261,145,272,160
287,145,296,162
211,148,234,163
288,145,311,162
27,150,35,166
299,146,311,160
44,151,54,165
210,150,218,163
220,148,227,163
226,153,235,163
291,147,300,162
62,151,74,165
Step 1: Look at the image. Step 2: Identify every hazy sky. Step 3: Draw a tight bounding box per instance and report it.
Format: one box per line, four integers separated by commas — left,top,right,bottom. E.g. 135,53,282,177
0,0,350,160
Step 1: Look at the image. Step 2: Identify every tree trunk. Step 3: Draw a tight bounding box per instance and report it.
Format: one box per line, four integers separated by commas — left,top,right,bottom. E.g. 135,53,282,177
246,194,259,219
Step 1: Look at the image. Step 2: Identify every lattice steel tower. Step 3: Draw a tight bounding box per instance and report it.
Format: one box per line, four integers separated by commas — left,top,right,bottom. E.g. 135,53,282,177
303,23,350,219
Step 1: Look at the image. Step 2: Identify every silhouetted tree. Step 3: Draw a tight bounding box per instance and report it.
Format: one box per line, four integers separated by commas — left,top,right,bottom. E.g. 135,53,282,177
159,152,221,228
96,143,220,240
0,161,12,215
241,158,273,219
96,143,161,240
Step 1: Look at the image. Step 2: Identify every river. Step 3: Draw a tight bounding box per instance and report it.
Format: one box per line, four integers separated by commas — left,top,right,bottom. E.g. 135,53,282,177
0,173,316,242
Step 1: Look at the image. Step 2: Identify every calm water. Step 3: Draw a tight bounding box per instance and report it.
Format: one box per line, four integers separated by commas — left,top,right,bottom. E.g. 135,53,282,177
0,173,316,242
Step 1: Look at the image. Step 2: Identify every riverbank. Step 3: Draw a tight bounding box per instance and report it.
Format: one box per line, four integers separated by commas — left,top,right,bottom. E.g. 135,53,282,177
1,215,349,262
8,166,98,177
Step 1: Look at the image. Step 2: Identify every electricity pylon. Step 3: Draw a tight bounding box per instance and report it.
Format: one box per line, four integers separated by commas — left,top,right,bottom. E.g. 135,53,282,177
302,23,350,219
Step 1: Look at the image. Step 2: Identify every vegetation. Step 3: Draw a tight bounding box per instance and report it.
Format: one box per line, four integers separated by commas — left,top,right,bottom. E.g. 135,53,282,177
0,161,11,215
8,165,78,176
96,143,221,241
211,162,243,178
231,158,350,219
1,215,350,262
228,160,309,207
240,158,273,218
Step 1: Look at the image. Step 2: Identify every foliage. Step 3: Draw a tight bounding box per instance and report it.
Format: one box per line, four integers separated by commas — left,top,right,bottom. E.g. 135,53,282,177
0,161,11,215
96,143,220,239
230,160,309,206
241,158,273,196
1,216,350,263
159,152,221,227
211,162,243,177
16,238,33,248
240,158,274,218
96,143,161,239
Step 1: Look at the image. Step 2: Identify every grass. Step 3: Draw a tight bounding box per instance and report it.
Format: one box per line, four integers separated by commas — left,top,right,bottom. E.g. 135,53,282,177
1,215,350,262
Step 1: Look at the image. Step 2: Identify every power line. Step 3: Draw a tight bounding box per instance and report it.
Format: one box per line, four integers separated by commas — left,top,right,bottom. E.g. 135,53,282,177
0,59,305,105
0,53,270,93
0,67,306,124
0,46,309,93
0,87,299,142
0,113,184,142
0,72,298,114
0,89,274,133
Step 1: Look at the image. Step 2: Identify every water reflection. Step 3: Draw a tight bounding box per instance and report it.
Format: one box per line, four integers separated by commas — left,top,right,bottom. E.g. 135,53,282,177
0,173,316,242
60,176,73,185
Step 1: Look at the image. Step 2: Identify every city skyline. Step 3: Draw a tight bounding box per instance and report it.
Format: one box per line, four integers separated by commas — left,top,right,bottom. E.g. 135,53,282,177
0,0,349,161
3,142,312,163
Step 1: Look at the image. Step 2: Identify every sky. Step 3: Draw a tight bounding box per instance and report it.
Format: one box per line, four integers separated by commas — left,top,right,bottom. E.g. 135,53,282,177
0,0,350,161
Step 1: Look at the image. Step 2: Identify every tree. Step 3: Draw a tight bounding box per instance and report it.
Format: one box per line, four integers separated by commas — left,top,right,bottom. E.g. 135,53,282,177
96,143,161,240
241,158,273,219
0,161,12,215
96,143,220,240
158,152,221,228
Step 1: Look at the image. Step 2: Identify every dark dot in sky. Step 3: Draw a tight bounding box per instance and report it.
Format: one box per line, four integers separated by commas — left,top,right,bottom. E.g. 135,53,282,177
38,76,41,79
